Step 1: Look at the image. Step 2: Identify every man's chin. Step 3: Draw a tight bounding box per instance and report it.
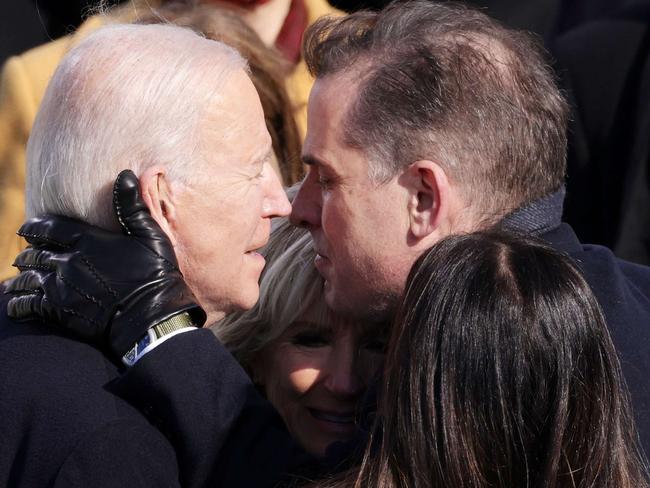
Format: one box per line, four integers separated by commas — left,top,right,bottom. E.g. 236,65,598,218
324,282,361,317
325,282,396,322
232,286,261,313
206,284,260,322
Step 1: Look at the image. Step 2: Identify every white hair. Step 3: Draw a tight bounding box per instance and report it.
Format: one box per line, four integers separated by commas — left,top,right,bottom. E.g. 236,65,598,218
26,23,247,229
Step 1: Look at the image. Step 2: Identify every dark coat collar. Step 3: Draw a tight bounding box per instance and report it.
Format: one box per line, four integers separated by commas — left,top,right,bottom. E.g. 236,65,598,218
500,186,566,237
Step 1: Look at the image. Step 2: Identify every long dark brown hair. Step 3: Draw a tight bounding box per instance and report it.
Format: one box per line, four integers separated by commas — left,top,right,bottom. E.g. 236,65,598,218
320,232,648,487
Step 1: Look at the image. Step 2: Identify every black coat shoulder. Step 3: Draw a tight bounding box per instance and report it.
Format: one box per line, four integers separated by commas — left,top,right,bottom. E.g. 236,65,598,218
542,224,650,456
0,289,179,488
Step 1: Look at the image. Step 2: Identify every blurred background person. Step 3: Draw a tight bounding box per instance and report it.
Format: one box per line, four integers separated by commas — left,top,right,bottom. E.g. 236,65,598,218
319,232,650,487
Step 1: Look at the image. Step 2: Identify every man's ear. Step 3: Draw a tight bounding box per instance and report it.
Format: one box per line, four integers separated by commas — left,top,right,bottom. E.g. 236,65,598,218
405,160,451,239
138,166,178,246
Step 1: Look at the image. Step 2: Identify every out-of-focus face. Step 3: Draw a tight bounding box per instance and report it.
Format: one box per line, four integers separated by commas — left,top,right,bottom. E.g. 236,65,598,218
172,69,291,323
290,74,417,321
253,314,386,457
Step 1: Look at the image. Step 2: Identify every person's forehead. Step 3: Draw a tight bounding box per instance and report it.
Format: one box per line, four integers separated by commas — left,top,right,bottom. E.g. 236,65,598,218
201,76,271,164
308,75,357,124
302,75,367,172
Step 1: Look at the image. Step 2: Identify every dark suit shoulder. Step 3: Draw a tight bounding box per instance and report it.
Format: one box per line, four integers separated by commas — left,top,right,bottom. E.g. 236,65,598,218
0,292,177,487
542,224,650,456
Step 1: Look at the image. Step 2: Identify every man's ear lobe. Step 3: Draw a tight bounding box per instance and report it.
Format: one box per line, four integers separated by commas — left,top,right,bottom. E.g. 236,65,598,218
406,160,450,239
138,167,178,245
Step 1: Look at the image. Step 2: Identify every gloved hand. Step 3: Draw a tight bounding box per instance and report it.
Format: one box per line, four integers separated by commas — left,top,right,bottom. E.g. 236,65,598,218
5,169,206,360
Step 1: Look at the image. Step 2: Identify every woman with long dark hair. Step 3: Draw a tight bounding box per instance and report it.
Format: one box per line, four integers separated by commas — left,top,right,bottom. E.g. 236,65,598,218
324,232,648,487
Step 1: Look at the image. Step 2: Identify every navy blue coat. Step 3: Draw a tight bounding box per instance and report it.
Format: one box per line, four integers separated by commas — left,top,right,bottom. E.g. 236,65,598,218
110,222,650,487
543,223,650,453
0,290,182,487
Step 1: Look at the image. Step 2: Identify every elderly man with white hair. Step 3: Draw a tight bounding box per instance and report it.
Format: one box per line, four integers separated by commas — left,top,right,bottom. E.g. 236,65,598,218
0,22,290,488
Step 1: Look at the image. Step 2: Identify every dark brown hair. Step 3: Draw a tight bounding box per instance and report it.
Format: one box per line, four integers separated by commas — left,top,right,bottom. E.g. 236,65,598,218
133,1,304,184
319,232,648,487
303,1,569,218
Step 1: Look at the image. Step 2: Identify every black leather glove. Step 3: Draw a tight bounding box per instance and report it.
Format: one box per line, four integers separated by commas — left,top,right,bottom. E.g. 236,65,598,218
5,169,206,359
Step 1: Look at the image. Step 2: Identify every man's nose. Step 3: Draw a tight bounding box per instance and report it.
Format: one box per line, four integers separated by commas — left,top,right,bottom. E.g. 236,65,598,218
289,170,321,229
263,164,291,218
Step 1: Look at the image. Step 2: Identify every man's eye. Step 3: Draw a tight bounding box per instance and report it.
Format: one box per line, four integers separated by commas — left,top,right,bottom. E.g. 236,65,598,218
291,333,330,348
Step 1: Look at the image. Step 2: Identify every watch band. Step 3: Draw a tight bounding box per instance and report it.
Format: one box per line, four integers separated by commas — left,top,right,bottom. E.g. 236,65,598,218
122,312,195,366
151,312,194,338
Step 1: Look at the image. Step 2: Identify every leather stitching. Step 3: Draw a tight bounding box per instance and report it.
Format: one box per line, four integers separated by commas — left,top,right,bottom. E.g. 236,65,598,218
40,296,102,328
58,273,106,309
113,171,131,235
13,263,52,272
16,232,71,249
80,257,119,298
61,307,102,327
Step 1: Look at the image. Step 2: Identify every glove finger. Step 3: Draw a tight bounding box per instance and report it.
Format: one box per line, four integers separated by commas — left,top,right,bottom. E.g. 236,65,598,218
18,215,100,249
7,268,106,342
7,292,47,321
8,292,103,344
14,247,118,312
112,169,178,264
5,269,48,296
13,248,60,272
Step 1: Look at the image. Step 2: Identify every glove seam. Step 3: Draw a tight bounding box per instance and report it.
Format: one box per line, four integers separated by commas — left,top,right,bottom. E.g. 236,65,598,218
39,295,102,328
16,232,72,249
80,257,119,298
62,306,101,327
57,273,106,310
113,172,132,236
133,240,178,274
12,263,52,272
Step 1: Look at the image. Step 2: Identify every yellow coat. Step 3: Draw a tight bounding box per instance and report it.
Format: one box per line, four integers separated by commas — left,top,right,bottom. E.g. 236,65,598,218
0,0,341,281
